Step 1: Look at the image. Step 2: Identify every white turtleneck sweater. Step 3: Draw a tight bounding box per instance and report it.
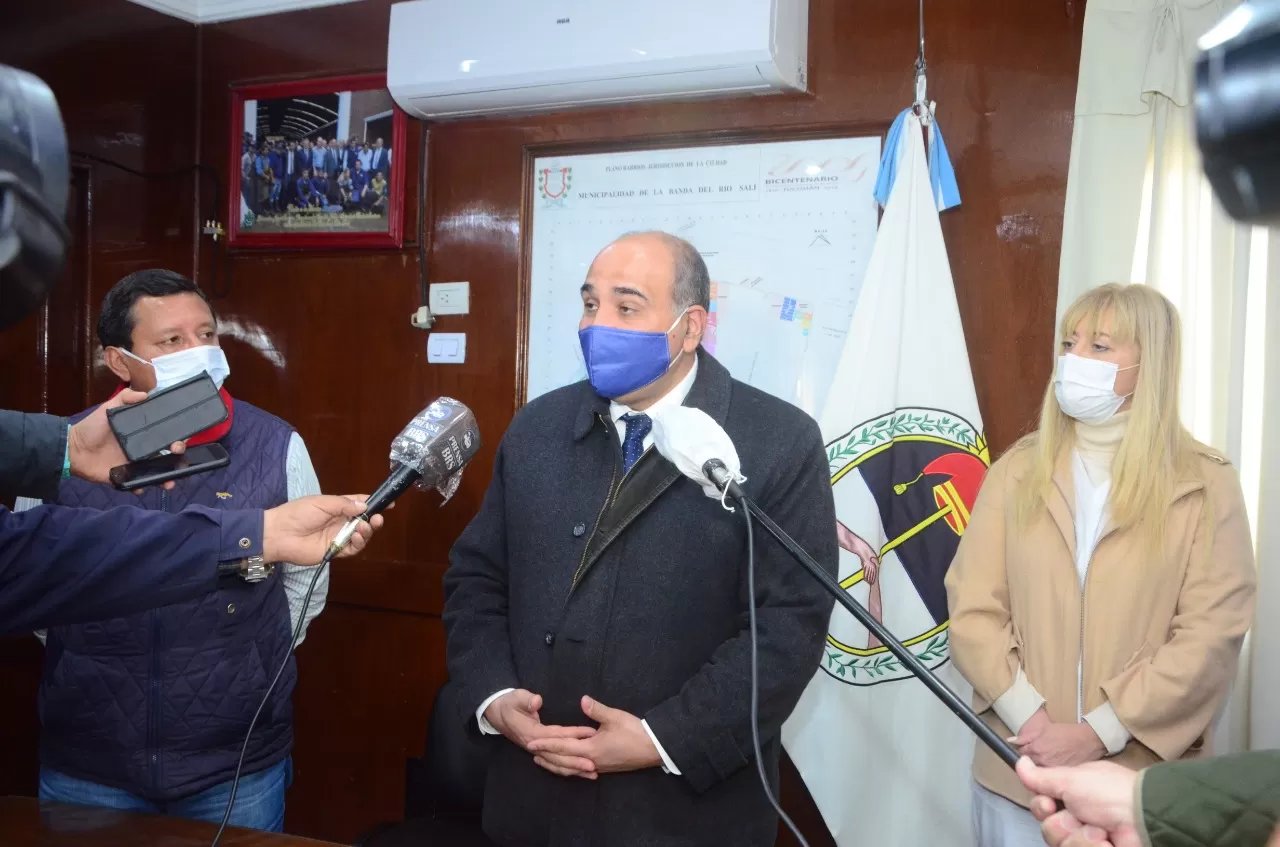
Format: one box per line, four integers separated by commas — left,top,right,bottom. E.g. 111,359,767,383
1074,410,1128,485
1072,411,1128,588
992,412,1132,756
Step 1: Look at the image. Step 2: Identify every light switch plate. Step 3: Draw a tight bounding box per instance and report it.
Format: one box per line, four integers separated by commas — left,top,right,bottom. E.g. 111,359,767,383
427,332,466,364
429,281,470,315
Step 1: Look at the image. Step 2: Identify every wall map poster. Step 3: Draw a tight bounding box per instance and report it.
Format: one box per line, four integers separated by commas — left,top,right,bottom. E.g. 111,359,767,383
526,136,880,420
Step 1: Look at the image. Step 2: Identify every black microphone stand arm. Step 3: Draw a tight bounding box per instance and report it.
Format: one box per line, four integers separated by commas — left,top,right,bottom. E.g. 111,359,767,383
704,461,1020,769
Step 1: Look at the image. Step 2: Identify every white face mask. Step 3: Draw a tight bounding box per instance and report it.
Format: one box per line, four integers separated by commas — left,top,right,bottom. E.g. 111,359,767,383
122,345,231,393
1054,353,1138,425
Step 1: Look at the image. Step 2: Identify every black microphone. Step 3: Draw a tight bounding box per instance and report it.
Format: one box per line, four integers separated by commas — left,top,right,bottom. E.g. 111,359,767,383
361,463,420,519
702,458,746,500
325,397,481,558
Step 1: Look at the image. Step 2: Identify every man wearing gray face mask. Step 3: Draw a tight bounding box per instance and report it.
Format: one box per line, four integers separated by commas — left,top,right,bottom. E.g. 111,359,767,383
12,269,322,832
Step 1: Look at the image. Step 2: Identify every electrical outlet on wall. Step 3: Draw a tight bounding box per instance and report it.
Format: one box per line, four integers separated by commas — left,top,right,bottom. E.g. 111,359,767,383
429,282,470,315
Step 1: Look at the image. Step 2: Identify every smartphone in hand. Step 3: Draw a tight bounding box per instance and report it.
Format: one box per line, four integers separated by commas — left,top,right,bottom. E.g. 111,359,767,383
109,443,230,491
106,373,228,461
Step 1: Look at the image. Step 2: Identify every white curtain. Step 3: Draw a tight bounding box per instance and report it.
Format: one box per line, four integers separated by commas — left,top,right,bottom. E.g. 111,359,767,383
1057,0,1280,754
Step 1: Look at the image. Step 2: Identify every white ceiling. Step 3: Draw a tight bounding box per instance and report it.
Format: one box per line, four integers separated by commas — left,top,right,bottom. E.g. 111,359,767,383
125,0,362,25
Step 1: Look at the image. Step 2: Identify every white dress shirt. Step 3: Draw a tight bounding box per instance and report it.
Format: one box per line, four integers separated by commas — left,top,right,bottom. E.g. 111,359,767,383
17,431,328,645
476,356,700,776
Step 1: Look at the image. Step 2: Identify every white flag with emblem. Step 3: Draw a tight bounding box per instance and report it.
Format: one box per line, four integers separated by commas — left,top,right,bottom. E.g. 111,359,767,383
782,112,986,846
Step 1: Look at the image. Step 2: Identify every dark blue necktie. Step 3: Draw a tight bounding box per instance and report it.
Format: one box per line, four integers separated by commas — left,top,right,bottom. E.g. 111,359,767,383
621,413,652,475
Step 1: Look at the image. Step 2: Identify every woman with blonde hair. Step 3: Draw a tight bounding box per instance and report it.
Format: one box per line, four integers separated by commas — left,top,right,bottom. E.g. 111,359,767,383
945,283,1257,845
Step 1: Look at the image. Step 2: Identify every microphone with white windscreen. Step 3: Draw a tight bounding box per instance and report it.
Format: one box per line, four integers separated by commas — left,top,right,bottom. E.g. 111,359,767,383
648,404,747,505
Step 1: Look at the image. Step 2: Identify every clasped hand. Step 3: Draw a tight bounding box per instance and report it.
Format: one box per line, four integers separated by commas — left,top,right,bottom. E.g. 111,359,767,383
1012,708,1106,768
485,689,661,779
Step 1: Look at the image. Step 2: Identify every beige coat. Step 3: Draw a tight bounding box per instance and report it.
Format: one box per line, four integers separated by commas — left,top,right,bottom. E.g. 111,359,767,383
945,442,1257,807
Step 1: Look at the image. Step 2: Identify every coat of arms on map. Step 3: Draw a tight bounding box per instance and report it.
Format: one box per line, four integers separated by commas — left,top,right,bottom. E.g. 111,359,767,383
538,166,572,207
823,407,988,686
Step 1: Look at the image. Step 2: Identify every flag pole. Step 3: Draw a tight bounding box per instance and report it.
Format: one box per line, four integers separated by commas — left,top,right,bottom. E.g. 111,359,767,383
913,0,930,124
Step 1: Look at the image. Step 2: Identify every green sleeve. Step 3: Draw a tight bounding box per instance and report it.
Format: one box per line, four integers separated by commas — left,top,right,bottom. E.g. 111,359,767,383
1137,751,1280,847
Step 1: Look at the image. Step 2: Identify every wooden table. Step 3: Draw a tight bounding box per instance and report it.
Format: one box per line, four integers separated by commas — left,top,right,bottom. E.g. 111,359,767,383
0,796,345,846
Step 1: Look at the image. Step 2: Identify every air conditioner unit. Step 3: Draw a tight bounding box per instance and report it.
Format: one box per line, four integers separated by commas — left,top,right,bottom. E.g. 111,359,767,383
387,0,808,120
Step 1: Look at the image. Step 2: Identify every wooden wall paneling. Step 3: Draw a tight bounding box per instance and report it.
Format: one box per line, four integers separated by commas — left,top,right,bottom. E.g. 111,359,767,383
46,167,95,416
286,605,447,842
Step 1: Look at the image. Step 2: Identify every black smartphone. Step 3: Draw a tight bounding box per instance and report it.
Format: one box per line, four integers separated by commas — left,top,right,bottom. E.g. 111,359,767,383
107,372,229,461
108,443,231,491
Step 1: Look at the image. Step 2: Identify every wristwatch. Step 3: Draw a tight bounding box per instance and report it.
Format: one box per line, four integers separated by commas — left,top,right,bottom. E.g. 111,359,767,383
217,555,275,583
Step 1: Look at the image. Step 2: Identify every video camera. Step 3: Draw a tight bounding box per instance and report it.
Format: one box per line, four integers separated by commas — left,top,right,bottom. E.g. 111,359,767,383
0,66,68,330
1195,0,1280,225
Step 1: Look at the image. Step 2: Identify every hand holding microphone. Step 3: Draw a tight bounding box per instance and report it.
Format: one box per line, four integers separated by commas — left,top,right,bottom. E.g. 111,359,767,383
261,494,386,565
213,397,482,847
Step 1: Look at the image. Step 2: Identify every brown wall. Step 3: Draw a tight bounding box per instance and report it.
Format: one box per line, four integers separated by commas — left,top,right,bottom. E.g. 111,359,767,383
1,0,1082,842
199,10,435,838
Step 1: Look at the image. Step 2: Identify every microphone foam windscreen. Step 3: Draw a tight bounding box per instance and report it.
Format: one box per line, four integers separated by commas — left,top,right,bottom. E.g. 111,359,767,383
649,404,746,499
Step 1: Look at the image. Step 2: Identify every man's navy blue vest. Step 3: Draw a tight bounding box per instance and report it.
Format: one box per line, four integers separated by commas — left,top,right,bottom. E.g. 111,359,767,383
42,398,297,801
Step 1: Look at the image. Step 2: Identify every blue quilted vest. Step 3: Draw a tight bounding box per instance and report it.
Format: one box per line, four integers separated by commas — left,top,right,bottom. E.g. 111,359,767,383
41,398,297,801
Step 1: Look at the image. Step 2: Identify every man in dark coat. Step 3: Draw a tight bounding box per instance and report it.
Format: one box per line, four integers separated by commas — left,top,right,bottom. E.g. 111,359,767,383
444,231,837,847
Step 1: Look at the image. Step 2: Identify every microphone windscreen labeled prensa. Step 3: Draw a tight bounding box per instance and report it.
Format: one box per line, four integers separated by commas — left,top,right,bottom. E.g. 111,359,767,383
363,398,482,518
325,398,482,561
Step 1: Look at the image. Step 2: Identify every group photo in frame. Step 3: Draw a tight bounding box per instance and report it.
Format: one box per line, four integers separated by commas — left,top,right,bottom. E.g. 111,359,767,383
228,73,407,249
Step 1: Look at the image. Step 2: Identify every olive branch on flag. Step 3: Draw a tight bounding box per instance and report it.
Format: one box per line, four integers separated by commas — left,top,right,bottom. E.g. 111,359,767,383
827,411,983,476
823,632,950,680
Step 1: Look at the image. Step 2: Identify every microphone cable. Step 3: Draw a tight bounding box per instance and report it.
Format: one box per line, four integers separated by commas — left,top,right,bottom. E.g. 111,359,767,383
738,493,809,847
209,554,331,846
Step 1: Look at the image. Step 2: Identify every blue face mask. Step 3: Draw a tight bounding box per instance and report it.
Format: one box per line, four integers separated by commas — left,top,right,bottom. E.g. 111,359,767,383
579,309,688,400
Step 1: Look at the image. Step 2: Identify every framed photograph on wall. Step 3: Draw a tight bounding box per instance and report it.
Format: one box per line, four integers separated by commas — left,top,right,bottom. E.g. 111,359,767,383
227,73,406,249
